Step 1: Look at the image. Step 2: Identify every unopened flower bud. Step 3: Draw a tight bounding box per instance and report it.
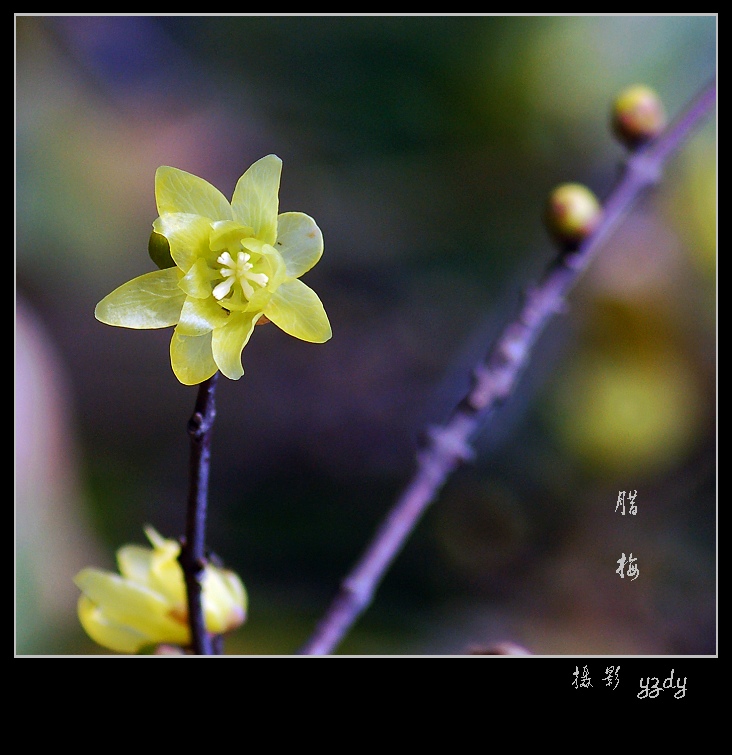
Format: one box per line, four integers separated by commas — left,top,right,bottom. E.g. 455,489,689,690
148,231,175,269
611,84,667,149
544,183,602,248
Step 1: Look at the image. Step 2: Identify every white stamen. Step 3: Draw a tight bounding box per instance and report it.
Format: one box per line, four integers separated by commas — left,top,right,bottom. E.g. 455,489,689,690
212,277,235,300
214,246,269,302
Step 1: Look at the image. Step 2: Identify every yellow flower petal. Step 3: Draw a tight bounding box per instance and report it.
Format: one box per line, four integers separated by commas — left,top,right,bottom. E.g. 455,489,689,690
95,268,186,329
230,155,282,246
153,213,216,273
211,311,259,380
179,257,219,299
116,544,155,585
74,568,188,643
170,329,218,385
256,243,288,289
117,541,186,609
209,220,255,252
178,296,231,336
148,561,187,608
276,212,324,278
202,568,248,633
265,279,332,343
155,166,233,221
78,595,151,654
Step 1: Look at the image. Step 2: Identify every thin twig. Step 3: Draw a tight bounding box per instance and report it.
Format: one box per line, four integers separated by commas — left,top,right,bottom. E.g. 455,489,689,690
179,372,219,655
298,78,716,656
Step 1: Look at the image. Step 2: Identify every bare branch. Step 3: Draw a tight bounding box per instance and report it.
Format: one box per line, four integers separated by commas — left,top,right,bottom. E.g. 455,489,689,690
179,373,219,655
298,78,716,656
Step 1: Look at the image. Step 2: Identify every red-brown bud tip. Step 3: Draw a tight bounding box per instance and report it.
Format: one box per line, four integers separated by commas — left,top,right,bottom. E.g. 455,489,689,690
611,84,667,149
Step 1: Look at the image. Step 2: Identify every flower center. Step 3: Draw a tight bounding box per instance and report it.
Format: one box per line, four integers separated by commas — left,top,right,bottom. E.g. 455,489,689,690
212,251,269,301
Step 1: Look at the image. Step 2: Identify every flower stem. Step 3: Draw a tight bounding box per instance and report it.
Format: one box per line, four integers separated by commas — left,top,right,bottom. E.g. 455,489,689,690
179,372,219,655
298,77,716,656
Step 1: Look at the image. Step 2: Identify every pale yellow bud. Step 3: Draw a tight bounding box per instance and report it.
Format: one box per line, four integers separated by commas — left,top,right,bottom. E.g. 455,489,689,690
544,183,603,248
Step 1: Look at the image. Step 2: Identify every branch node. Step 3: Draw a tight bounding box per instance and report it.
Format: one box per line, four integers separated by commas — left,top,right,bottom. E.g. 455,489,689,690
187,411,210,439
425,425,475,464
626,151,664,186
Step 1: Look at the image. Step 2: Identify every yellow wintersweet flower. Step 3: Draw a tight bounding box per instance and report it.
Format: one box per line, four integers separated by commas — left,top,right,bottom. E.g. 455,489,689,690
74,526,246,654
95,155,332,385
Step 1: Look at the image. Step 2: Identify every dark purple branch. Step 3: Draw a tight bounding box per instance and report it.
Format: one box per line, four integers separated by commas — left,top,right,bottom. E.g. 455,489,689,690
179,372,219,655
298,78,716,656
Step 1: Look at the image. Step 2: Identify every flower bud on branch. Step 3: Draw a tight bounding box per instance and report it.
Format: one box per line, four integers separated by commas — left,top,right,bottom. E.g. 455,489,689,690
612,84,667,149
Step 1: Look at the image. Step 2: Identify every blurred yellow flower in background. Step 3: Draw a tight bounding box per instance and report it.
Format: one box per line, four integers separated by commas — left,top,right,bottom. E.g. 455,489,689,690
95,155,332,385
74,526,246,654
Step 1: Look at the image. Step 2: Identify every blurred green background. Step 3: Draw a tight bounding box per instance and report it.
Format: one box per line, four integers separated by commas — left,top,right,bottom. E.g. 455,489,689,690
15,15,716,655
